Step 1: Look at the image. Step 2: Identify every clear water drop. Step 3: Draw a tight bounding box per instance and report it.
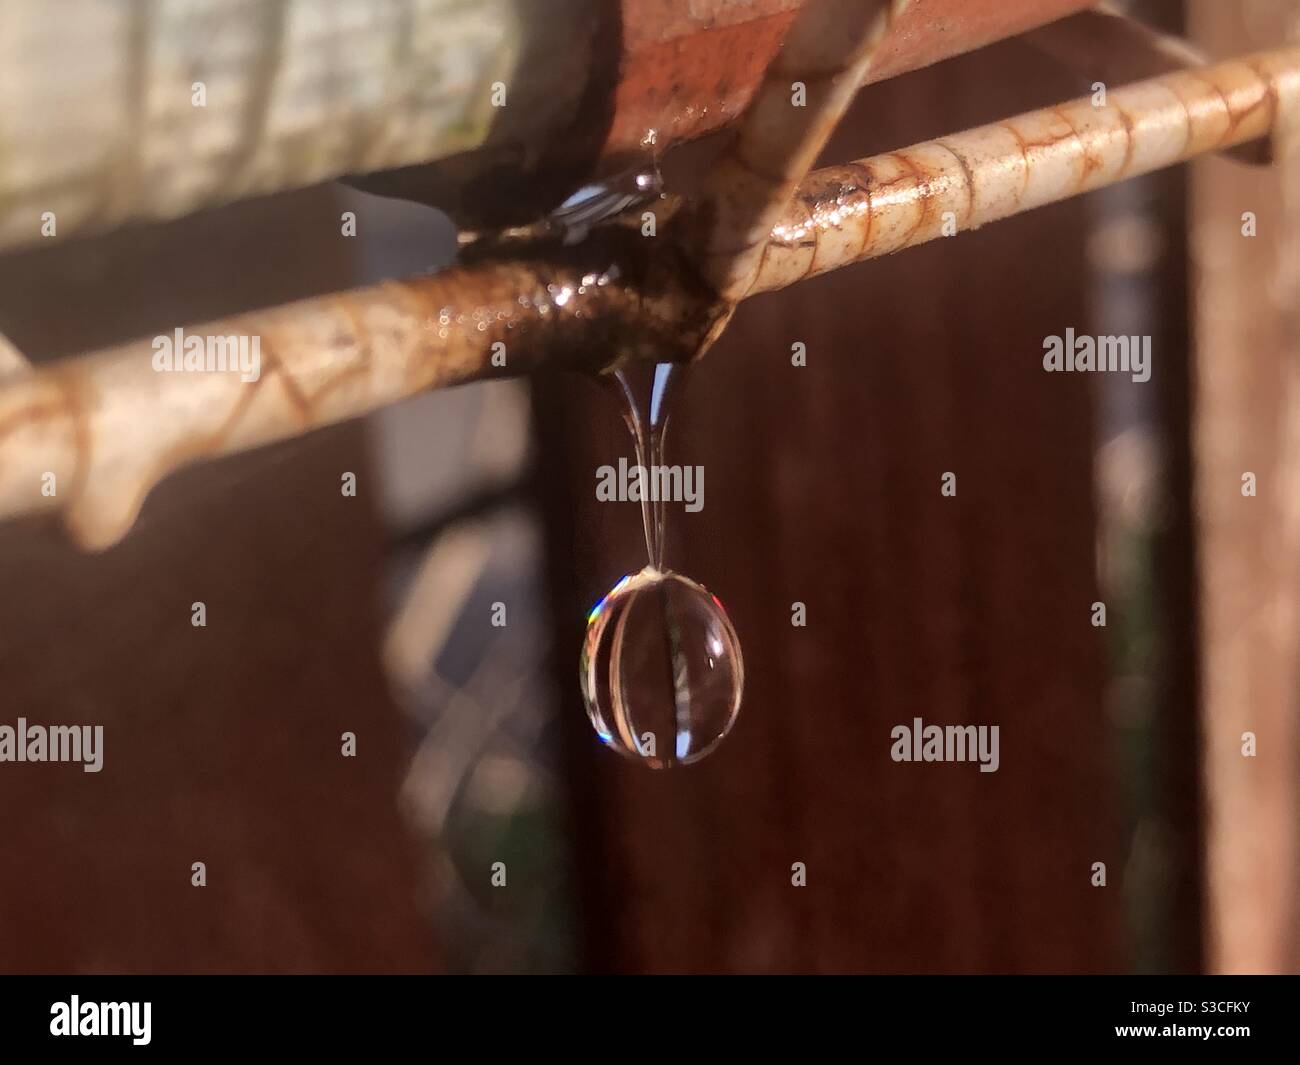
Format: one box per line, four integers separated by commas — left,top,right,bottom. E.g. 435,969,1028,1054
579,360,744,768
581,566,743,769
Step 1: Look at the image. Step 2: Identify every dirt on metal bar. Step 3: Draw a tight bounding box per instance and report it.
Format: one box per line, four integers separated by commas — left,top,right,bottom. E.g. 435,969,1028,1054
0,224,720,550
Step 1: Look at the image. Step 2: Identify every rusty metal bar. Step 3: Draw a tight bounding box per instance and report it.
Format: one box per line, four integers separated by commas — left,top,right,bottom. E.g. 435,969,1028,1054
749,45,1300,295
0,45,1295,549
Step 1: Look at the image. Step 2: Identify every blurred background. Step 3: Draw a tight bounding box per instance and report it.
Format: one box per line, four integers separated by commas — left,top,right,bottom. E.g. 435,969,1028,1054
0,0,1296,973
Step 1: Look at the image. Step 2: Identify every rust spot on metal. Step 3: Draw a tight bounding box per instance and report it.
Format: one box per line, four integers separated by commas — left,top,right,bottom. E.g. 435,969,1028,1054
51,370,92,515
258,349,312,422
1001,123,1033,201
934,141,977,226
1242,59,1281,136
754,237,773,287
1163,81,1197,159
1048,107,1094,191
906,150,944,242
1110,103,1137,176
313,291,374,410
847,160,878,253
1208,68,1274,142
1188,73,1239,140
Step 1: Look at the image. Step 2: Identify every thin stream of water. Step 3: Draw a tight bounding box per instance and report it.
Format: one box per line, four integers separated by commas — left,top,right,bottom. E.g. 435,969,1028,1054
612,361,678,571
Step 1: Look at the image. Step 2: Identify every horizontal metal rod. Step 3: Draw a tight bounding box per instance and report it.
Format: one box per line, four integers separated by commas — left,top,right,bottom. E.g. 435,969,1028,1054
0,225,720,548
748,45,1300,295
0,45,1295,549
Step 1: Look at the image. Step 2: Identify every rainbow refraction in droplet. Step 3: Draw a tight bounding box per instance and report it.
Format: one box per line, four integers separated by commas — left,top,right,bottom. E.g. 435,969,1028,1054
580,567,744,769
587,574,631,625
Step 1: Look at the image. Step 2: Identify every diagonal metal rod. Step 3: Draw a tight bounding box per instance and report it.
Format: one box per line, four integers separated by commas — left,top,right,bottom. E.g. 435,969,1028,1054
688,0,911,303
0,45,1296,549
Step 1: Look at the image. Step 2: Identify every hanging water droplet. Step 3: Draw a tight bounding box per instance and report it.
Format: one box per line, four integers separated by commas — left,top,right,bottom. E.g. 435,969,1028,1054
579,361,745,768
581,566,743,769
